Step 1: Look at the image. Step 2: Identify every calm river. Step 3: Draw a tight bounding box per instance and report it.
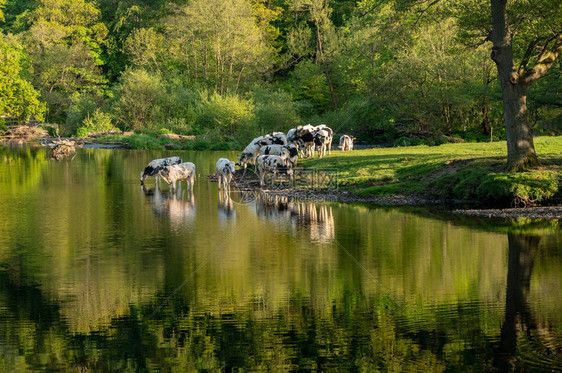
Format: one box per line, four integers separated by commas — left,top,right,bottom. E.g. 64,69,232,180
0,143,561,371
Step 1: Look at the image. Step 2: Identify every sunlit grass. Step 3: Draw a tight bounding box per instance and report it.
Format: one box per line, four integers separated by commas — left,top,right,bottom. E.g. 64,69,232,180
300,137,562,204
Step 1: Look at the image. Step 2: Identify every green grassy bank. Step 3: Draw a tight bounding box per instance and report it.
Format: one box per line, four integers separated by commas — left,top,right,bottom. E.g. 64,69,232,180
299,136,562,206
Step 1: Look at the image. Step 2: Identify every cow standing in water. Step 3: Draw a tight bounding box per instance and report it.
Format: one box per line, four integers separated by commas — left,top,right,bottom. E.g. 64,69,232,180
216,158,236,190
140,156,182,186
159,162,196,192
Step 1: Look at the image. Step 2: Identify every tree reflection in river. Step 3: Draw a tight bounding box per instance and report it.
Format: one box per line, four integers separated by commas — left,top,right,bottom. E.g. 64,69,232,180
0,146,560,371
494,233,562,372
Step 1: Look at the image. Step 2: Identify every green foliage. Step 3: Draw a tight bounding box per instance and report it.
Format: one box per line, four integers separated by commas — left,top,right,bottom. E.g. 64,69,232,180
477,172,560,204
21,0,109,123
251,86,301,133
0,34,46,123
82,109,114,134
111,68,167,131
65,93,98,135
75,127,88,138
210,141,241,151
195,91,256,141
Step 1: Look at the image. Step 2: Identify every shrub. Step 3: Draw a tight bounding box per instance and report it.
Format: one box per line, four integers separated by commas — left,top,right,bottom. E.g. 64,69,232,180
251,87,301,133
82,109,114,134
210,141,241,151
111,69,167,131
76,127,89,138
65,93,98,135
195,91,255,140
192,139,211,150
163,117,193,135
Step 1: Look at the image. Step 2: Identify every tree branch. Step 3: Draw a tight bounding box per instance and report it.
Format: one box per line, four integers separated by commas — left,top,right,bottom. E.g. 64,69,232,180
518,38,540,76
522,34,562,87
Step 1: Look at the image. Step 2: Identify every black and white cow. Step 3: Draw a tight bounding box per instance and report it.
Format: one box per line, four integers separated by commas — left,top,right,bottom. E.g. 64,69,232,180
256,155,294,187
270,132,288,145
140,156,182,186
259,144,289,163
283,143,299,168
259,143,299,168
294,124,317,158
314,129,330,158
237,140,262,174
315,124,333,155
339,135,354,151
216,158,236,190
159,162,196,191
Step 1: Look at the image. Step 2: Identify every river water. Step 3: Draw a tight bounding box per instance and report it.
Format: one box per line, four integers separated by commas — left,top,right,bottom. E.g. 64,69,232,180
0,144,561,371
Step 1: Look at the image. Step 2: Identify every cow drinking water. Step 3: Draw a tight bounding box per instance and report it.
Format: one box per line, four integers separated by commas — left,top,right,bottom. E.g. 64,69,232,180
140,156,182,186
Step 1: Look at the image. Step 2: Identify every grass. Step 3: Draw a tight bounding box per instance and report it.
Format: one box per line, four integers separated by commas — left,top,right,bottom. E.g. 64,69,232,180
299,136,562,206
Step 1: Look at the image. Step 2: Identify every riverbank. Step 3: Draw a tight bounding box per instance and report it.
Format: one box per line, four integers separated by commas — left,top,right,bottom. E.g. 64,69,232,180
296,136,562,208
207,136,562,218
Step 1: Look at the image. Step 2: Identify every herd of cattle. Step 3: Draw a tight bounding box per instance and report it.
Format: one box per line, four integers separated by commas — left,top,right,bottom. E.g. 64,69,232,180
139,124,355,190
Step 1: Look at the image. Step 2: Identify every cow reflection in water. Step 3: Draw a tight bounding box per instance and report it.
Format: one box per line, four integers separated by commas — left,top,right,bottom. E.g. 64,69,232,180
142,185,196,229
255,192,335,242
218,189,235,220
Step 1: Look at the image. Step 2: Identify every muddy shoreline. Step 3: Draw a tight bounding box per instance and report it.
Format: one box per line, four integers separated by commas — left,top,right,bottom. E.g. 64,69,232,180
208,172,562,220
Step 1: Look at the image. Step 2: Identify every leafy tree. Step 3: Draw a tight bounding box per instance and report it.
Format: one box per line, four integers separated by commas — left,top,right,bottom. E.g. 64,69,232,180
110,68,167,131
458,0,562,170
288,0,340,110
23,0,108,122
195,91,256,140
162,0,275,94
0,34,45,124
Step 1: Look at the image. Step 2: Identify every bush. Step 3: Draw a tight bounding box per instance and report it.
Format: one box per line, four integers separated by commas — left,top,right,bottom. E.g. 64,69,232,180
111,69,167,131
163,117,193,135
82,109,114,134
251,87,301,133
76,127,89,138
65,93,98,135
210,141,241,151
195,91,256,141
192,139,211,150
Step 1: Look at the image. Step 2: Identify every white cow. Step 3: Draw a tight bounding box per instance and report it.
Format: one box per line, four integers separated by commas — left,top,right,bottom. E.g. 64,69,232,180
159,162,196,191
140,156,182,186
339,135,354,151
216,158,236,190
256,155,294,187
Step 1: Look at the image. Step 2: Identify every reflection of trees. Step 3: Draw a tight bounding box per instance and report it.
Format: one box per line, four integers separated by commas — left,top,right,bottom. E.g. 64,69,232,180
494,234,562,371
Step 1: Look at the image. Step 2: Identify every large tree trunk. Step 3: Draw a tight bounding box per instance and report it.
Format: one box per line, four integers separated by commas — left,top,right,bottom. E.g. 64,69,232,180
490,0,539,171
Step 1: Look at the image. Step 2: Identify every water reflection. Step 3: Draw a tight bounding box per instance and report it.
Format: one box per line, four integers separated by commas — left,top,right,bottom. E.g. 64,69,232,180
0,147,561,371
255,192,335,242
218,189,236,220
494,234,562,372
142,185,196,230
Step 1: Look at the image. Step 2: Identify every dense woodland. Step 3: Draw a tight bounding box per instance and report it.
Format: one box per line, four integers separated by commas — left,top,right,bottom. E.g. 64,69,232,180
0,0,560,147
